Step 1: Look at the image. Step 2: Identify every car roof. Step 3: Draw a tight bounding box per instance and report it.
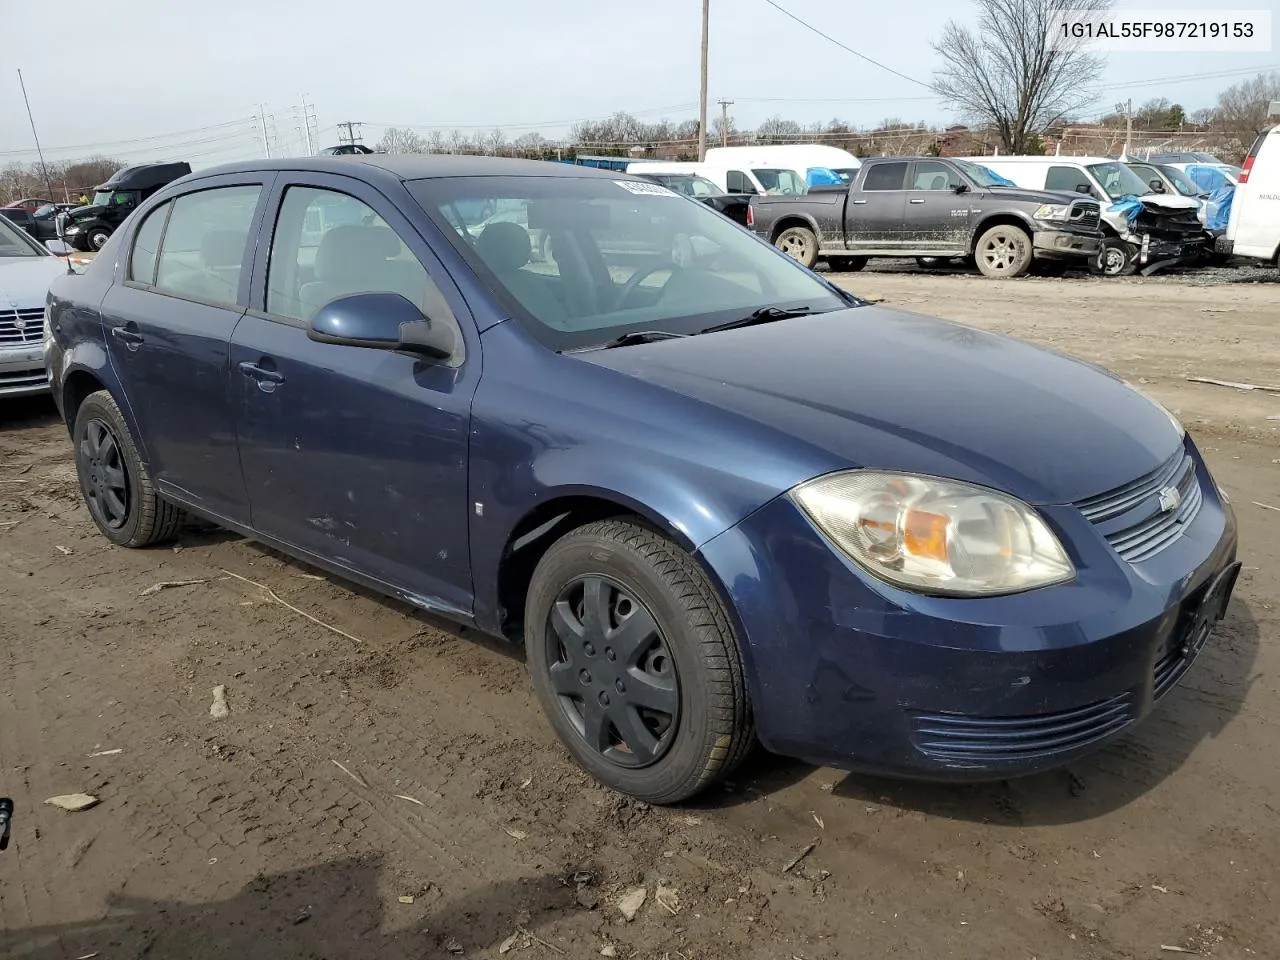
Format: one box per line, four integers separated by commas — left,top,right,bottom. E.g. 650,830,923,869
187,155,628,184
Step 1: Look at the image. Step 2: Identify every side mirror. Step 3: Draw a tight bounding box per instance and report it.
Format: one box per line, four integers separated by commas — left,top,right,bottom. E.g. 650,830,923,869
45,239,72,255
307,292,454,361
1075,184,1091,194
952,182,970,194
1149,179,1165,192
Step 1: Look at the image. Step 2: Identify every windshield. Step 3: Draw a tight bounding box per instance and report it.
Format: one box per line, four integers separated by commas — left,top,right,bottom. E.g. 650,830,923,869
651,175,724,198
92,190,133,207
411,175,847,351
952,160,1013,188
752,168,807,195
0,214,46,257
1087,162,1151,200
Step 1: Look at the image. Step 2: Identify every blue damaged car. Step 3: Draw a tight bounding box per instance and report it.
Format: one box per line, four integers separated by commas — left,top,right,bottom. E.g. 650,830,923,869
44,156,1240,803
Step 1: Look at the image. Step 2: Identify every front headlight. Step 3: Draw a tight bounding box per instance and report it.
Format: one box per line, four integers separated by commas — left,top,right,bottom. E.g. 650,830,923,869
1121,379,1185,439
790,471,1074,596
1034,203,1072,222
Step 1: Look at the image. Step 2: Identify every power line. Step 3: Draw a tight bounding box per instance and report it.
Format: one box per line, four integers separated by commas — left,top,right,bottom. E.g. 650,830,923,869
760,0,934,90
0,118,254,159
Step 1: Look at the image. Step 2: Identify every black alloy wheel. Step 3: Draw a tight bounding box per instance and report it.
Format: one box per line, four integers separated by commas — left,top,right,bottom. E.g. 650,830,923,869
544,575,680,768
79,418,130,530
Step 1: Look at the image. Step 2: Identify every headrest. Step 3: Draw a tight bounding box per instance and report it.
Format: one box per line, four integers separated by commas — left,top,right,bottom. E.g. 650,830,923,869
475,221,532,273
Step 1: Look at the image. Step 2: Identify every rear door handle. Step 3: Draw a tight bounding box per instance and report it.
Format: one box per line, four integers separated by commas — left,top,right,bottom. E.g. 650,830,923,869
238,360,285,393
909,198,926,204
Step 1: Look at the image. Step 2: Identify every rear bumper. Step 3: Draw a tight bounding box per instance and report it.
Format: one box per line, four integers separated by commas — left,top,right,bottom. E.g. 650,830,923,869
0,344,49,398
1033,228,1101,259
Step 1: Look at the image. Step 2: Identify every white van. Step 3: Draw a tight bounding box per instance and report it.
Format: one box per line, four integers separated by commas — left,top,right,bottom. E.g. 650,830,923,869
1222,124,1280,264
705,145,861,185
962,155,1204,275
624,161,808,196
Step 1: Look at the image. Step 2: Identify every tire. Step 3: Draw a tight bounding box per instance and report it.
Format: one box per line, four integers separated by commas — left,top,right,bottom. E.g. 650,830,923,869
773,225,819,268
71,235,90,252
87,227,111,250
974,224,1033,278
1093,236,1137,277
826,255,868,272
915,256,949,269
72,390,186,547
525,519,755,804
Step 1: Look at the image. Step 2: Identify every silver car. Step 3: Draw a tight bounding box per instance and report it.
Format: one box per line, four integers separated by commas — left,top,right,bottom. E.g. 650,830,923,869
0,216,72,398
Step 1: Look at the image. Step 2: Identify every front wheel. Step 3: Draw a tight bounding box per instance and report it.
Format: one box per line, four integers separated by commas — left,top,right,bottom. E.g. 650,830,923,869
773,225,819,268
974,224,1033,278
524,519,754,804
73,390,187,547
1093,237,1137,277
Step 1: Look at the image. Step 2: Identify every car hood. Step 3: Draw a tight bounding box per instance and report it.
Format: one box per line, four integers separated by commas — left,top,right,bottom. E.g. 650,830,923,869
65,203,105,220
983,186,1094,206
0,256,69,306
579,307,1180,505
1130,193,1200,212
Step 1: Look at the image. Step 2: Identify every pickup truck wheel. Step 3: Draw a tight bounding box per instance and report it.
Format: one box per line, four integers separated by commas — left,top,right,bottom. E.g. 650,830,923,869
774,226,819,268
826,256,867,272
87,227,112,250
524,519,755,804
974,225,1033,278
1093,237,1137,277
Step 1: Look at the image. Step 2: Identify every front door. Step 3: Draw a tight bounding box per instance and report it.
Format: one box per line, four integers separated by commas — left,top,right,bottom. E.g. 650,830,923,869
905,160,970,252
845,160,908,250
231,175,479,614
100,175,271,523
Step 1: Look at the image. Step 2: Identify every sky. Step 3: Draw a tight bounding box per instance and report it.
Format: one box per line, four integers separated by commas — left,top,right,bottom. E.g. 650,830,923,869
2,0,1277,169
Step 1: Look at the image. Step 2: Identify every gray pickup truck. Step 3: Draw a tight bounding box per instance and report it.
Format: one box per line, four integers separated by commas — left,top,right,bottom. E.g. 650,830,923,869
747,156,1103,278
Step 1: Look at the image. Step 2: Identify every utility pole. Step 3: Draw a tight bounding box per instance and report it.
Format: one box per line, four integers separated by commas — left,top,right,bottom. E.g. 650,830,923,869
258,104,272,158
1123,98,1133,159
300,94,317,156
16,69,55,199
717,98,733,148
337,121,363,146
698,0,710,161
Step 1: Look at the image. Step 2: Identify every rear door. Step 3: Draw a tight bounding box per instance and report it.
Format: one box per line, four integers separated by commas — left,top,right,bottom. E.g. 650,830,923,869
100,174,272,523
844,161,908,250
231,173,480,614
905,160,969,251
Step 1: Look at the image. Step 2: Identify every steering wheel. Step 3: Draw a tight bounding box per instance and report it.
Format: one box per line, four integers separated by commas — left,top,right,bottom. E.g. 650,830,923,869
615,260,683,309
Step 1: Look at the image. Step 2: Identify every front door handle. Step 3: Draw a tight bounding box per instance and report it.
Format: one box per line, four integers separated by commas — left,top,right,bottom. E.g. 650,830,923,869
238,360,285,393
851,199,868,204
909,198,926,204
110,325,144,350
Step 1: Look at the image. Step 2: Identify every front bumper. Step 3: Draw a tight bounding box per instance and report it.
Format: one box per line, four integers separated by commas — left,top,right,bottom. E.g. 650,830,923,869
0,343,49,398
698,440,1239,781
1032,227,1101,260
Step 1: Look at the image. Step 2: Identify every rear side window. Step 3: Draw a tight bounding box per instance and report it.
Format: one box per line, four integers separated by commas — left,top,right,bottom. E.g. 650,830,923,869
1046,166,1091,194
128,202,169,284
862,162,908,191
154,185,261,307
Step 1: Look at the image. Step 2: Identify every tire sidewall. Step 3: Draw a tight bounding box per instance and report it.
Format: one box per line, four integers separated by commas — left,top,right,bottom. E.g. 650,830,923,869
73,393,146,546
525,531,719,800
1096,237,1135,276
775,226,818,268
975,225,1032,278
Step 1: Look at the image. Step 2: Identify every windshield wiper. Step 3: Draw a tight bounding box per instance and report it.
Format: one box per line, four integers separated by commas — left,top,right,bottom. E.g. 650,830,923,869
576,330,690,352
699,305,815,335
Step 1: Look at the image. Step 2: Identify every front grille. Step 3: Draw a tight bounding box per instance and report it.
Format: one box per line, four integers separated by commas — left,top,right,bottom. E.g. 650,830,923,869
1075,449,1204,563
910,693,1133,764
0,307,44,345
1070,204,1101,230
0,369,46,390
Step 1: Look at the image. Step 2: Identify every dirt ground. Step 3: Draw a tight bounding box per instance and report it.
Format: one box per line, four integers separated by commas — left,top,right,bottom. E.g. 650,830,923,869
1,271,1277,960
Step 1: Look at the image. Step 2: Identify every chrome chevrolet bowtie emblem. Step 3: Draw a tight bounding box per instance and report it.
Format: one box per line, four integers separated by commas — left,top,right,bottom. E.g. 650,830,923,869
1158,485,1181,513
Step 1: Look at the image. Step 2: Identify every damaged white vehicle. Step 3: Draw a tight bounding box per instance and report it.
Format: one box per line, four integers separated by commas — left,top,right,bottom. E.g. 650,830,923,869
963,155,1208,276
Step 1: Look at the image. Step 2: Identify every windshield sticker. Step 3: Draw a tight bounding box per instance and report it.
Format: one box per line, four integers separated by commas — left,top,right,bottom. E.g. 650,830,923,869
614,180,678,197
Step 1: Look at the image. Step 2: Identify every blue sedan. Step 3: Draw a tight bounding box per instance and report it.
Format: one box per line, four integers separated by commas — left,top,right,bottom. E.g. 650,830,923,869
44,156,1240,803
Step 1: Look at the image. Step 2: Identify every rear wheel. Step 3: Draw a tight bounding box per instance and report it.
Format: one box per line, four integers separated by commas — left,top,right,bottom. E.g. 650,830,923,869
774,225,819,268
73,390,186,547
826,255,868,272
524,519,754,804
974,224,1033,278
87,227,112,250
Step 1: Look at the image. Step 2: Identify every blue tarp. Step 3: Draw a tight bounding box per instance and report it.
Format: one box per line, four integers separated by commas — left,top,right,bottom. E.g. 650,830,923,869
806,166,843,186
1186,164,1232,194
1204,184,1234,232
1107,196,1145,225
978,165,1016,186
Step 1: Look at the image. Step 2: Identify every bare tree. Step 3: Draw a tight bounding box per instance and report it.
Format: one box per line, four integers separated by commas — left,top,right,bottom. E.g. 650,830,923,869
757,115,802,143
933,0,1113,154
376,127,427,154
1216,71,1280,139
482,128,507,156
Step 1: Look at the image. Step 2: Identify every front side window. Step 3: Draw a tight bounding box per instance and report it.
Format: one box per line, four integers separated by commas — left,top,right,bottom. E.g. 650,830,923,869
411,175,848,352
266,185,456,335
1045,165,1094,195
910,161,961,190
725,171,757,194
154,185,261,306
129,201,169,284
862,162,908,191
